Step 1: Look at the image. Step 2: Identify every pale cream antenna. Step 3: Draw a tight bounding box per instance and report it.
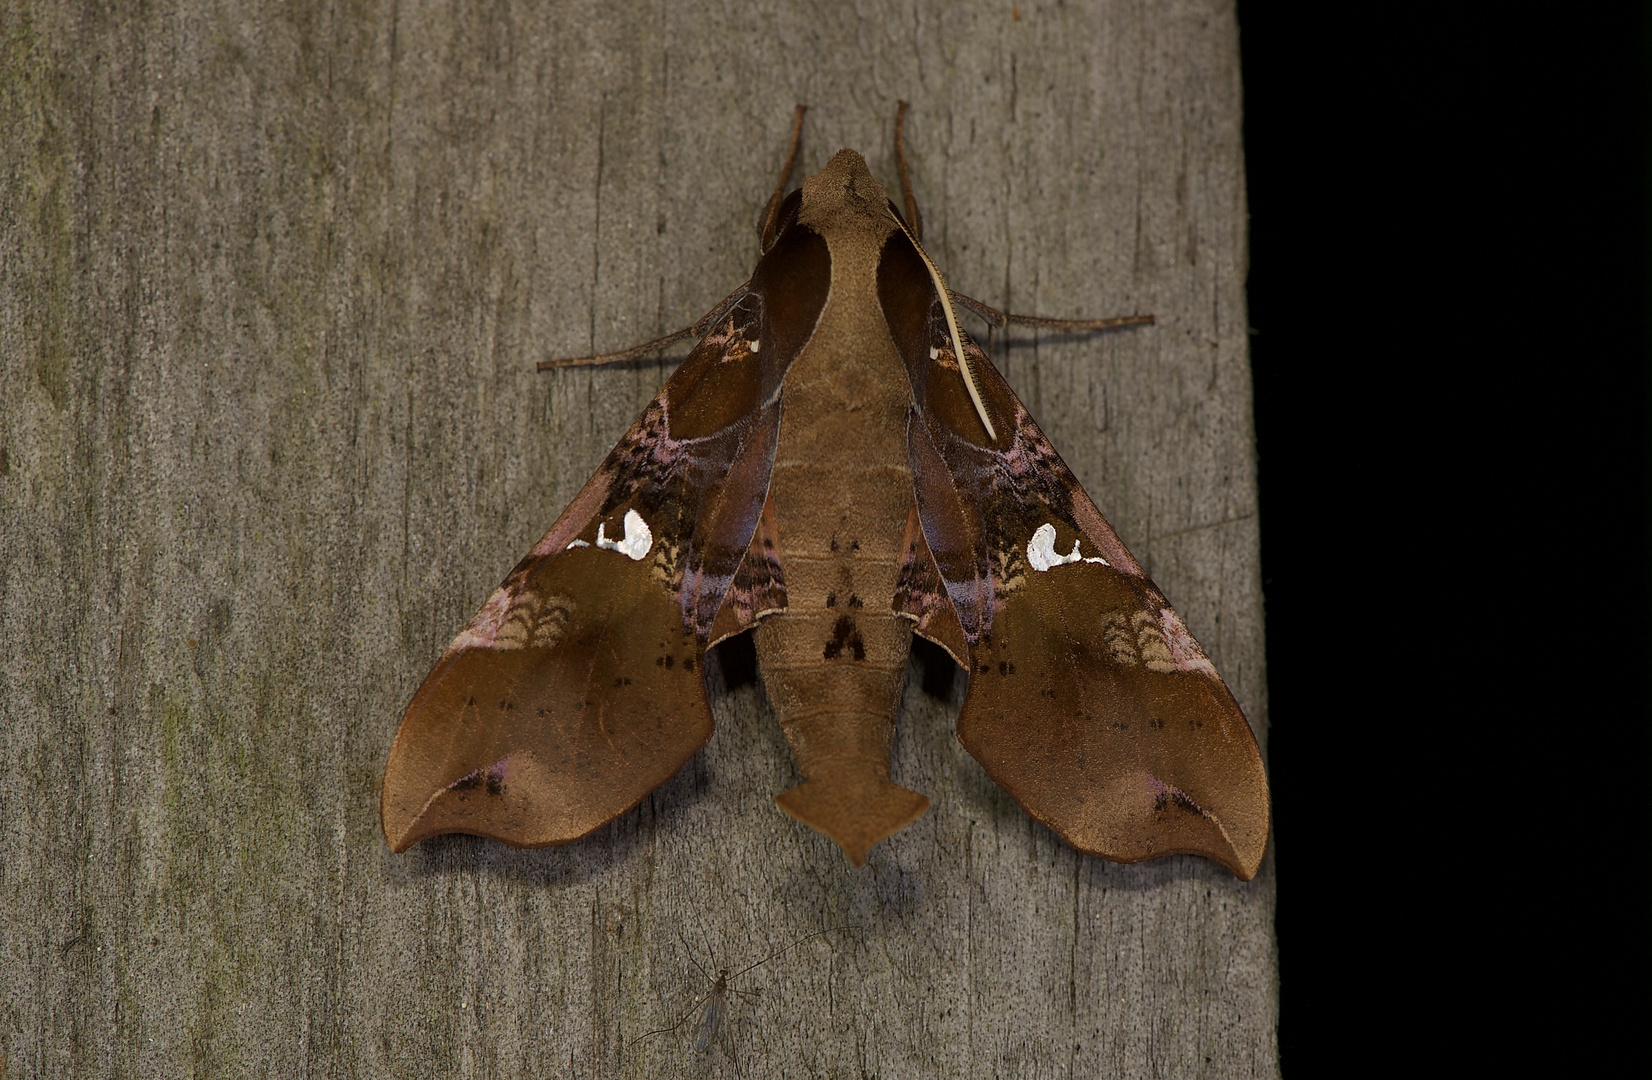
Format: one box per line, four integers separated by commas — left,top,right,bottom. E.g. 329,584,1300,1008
884,212,997,441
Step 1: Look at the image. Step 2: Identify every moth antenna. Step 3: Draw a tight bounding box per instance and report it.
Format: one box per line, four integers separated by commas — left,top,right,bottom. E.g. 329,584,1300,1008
894,100,923,241
884,212,997,441
759,104,808,250
536,282,752,371
535,327,697,370
949,289,1156,334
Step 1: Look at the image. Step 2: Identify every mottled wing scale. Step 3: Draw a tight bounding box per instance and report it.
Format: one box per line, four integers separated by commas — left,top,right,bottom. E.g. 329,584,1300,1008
876,230,1271,880
891,501,969,666
382,224,831,851
707,494,787,648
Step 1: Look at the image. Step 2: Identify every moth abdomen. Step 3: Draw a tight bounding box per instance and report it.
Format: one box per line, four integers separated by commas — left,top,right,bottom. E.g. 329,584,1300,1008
821,614,866,660
754,609,927,866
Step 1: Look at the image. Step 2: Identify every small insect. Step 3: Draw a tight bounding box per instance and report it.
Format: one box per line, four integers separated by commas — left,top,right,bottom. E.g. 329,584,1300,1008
631,926,854,1058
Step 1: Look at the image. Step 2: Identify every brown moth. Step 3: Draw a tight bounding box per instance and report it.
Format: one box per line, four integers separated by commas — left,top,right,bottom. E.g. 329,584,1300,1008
381,105,1271,878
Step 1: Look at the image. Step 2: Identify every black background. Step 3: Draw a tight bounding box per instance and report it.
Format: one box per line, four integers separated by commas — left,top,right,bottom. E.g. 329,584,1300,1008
1239,5,1649,1070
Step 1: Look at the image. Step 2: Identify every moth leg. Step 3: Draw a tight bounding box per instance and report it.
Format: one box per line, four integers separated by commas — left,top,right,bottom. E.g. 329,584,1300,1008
894,100,923,241
535,281,752,370
949,289,1156,333
759,104,808,248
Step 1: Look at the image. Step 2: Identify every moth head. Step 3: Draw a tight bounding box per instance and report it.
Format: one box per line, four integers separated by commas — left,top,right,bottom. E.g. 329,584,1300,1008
797,149,894,228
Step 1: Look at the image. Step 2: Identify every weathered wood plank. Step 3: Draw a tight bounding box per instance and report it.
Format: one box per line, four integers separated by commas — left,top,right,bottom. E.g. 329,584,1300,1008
0,1,1274,1075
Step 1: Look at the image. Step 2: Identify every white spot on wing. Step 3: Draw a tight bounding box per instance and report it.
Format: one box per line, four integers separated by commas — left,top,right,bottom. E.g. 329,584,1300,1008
929,345,940,360
565,539,590,549
596,509,653,560
749,339,760,353
1027,522,1107,571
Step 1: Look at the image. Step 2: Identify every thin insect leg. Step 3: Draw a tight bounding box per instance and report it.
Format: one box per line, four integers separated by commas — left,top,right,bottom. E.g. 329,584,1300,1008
759,104,808,248
894,100,923,241
727,925,858,981
676,927,712,986
725,1027,748,1080
628,986,715,1047
704,1012,746,1080
708,928,857,1073
950,289,1155,333
639,927,857,1055
536,282,750,371
631,927,727,1049
698,924,720,977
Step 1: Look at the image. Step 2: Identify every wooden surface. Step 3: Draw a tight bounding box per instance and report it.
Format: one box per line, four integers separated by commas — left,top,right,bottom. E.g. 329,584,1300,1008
0,1,1275,1075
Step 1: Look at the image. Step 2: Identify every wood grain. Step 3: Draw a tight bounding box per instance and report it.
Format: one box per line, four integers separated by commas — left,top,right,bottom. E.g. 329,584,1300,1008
0,0,1275,1075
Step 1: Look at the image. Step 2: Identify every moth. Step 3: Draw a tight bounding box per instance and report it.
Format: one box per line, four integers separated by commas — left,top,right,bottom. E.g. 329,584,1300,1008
381,105,1271,878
